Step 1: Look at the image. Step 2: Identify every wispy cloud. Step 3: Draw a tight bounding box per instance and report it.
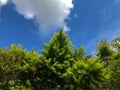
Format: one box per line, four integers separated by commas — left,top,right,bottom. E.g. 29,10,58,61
11,0,74,34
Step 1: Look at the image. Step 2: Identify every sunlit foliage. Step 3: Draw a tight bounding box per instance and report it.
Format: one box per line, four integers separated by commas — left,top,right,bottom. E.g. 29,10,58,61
0,29,119,90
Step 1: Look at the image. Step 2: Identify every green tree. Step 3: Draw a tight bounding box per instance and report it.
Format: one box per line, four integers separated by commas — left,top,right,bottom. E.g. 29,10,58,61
73,45,86,61
0,44,41,89
0,44,31,89
0,29,120,90
63,59,110,90
111,37,120,51
41,29,73,89
96,40,114,66
97,40,113,60
106,59,120,90
104,37,120,90
111,37,120,59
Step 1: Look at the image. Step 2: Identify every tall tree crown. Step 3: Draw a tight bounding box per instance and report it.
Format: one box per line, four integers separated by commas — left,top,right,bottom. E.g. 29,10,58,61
42,29,72,63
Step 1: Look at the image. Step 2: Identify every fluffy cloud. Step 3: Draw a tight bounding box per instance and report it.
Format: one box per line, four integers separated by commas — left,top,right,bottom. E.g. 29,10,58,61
0,0,8,6
12,0,73,33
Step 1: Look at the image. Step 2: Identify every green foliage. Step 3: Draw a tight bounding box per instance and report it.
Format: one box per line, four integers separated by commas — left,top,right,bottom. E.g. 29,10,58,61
73,45,86,61
0,44,41,89
103,37,120,90
42,29,72,63
111,37,120,51
63,59,110,90
96,40,114,68
97,40,113,60
0,29,119,90
96,38,120,90
111,37,120,59
40,29,73,89
107,59,120,90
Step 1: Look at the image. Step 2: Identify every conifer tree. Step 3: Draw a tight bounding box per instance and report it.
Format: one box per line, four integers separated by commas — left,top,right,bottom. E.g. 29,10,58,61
73,45,86,61
63,59,110,90
105,37,120,90
96,40,113,67
41,29,72,89
111,37,120,51
97,40,113,60
111,37,120,59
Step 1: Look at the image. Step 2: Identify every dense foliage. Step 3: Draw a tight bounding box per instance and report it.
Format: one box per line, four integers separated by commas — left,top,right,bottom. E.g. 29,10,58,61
0,29,120,90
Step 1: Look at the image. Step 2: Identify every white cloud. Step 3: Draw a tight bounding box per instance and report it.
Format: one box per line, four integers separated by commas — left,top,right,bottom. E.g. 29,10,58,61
12,0,73,33
0,0,8,6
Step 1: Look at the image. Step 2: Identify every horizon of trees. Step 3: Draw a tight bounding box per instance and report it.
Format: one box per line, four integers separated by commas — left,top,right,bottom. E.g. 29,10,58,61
0,29,120,90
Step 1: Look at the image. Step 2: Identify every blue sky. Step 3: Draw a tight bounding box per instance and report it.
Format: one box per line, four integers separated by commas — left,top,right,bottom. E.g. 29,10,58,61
0,0,120,54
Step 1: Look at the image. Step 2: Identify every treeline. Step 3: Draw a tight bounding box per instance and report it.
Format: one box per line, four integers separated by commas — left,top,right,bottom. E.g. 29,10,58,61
0,29,120,90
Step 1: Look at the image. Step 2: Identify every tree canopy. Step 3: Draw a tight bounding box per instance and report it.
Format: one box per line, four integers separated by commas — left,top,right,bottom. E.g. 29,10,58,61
0,29,120,90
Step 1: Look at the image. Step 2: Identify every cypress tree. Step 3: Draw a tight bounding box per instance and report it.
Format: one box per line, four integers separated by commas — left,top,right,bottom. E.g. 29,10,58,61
41,29,72,89
73,45,86,61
